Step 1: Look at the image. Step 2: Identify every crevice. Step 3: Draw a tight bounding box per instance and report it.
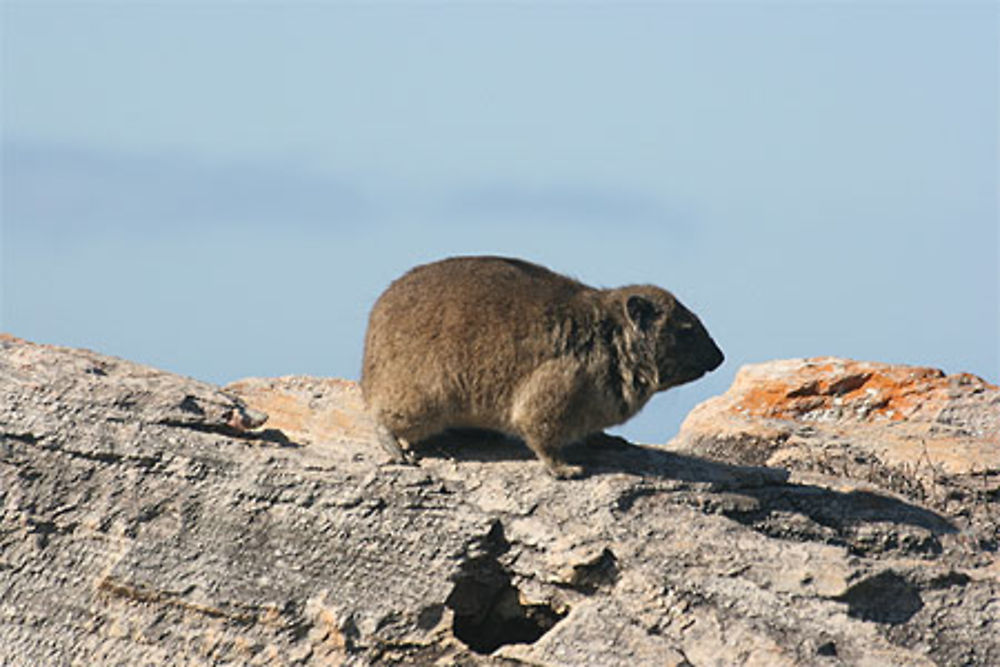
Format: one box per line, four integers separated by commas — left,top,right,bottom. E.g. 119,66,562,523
925,571,971,590
559,547,620,595
63,448,162,469
157,420,298,447
19,443,161,470
178,395,206,416
663,483,953,559
615,485,668,513
3,431,163,469
446,521,567,654
157,419,248,437
97,576,259,626
3,432,39,445
827,373,872,396
786,381,821,398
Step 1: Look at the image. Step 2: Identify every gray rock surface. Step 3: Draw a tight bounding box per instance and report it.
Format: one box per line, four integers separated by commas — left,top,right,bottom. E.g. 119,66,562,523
2,335,998,665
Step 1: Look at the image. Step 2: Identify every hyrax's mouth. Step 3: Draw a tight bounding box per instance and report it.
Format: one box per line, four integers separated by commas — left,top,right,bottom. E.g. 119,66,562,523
661,366,706,390
677,368,708,386
662,352,724,389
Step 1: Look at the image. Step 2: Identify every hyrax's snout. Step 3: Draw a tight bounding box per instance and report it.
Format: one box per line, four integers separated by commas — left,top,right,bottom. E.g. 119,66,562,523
665,306,724,386
686,324,724,372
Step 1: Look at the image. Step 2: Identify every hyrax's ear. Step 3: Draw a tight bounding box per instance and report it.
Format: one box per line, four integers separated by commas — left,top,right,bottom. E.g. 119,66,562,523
626,295,660,331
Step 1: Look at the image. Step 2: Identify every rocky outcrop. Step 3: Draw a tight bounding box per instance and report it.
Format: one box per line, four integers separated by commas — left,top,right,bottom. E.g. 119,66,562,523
2,336,998,665
674,358,1000,544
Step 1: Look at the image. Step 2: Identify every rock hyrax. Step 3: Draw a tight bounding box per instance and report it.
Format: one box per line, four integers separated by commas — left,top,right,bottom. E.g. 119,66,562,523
361,256,724,478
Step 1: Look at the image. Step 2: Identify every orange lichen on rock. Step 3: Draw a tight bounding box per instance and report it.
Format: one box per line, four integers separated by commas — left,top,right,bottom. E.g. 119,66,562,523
731,357,993,424
676,356,1000,479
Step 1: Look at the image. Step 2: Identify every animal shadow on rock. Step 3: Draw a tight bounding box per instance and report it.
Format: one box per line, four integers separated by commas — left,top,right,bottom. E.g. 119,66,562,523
238,427,301,448
416,429,957,538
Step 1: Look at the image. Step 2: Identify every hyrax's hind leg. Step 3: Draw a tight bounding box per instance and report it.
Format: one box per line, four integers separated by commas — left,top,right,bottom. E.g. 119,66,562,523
510,361,590,480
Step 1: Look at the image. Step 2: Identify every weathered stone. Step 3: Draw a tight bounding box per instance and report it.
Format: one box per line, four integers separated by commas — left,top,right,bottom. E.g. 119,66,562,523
674,356,1000,562
2,338,998,665
677,357,999,473
226,376,377,449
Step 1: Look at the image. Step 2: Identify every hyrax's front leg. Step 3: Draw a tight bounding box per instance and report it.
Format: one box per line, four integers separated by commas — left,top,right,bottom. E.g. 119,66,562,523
526,441,585,480
372,421,415,464
510,360,592,479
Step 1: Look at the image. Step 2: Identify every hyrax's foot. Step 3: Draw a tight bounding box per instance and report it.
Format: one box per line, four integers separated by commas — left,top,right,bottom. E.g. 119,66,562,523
374,425,416,465
521,436,586,479
391,438,420,465
543,459,585,480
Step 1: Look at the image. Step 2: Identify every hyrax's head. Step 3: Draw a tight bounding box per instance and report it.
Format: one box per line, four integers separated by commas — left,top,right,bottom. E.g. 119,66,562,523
621,286,724,390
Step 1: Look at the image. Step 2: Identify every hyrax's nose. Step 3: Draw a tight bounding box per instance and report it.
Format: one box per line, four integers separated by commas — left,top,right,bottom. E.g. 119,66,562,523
704,340,724,372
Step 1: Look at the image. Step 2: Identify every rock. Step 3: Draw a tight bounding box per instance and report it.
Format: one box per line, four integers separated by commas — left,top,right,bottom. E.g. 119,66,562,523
674,357,1000,550
2,337,998,665
225,376,376,449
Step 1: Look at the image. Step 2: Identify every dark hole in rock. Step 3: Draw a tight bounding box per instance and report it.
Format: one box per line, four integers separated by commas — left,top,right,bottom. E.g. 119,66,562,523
816,640,837,656
446,522,567,654
449,579,566,655
836,570,923,625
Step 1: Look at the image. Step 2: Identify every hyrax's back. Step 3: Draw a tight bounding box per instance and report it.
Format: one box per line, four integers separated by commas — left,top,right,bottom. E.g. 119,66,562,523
362,256,592,440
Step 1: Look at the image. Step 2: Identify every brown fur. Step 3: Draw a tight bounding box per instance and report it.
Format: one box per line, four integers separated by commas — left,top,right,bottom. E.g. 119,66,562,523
361,256,724,478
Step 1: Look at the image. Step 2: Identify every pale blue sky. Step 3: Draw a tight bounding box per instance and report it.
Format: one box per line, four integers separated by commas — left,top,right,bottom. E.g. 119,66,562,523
2,3,997,443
